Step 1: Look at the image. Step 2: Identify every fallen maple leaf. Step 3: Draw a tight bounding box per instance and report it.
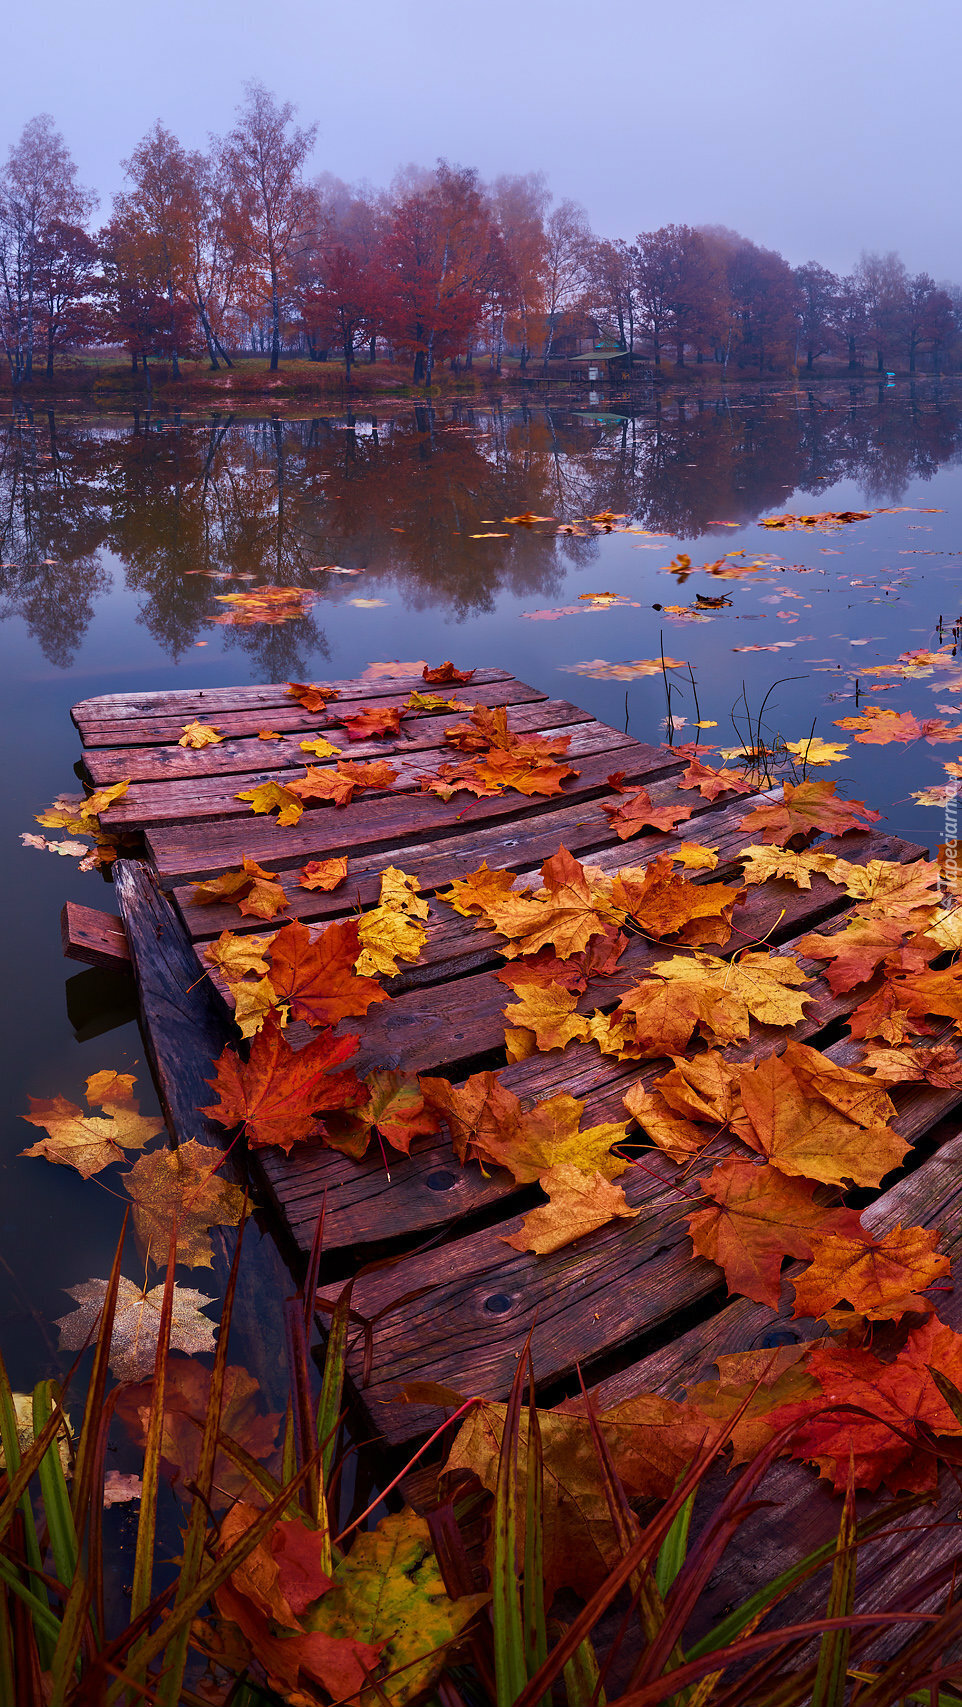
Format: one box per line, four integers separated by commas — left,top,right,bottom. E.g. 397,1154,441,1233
773,1316,962,1492
286,681,339,711
203,1014,366,1151
361,1070,440,1156
338,705,404,740
622,1083,720,1163
423,661,475,684
437,861,519,921
56,1276,216,1382
610,856,743,946
738,779,881,847
291,758,397,807
179,721,225,748
796,916,936,994
731,1041,907,1187
299,735,341,759
502,981,590,1053
791,1220,948,1326
362,660,428,679
299,857,348,892
116,1358,280,1501
268,919,388,1027
21,1072,164,1177
616,950,812,1055
235,779,304,826
123,1139,246,1268
192,858,289,922
600,788,695,840
738,844,849,890
834,705,962,745
307,1509,486,1706
355,868,429,977
681,756,756,802
502,1164,638,1254
203,930,275,984
482,846,622,960
855,1041,962,1088
687,1156,862,1308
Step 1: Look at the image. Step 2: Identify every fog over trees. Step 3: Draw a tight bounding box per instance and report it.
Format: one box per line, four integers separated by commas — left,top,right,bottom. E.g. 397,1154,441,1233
2,86,960,382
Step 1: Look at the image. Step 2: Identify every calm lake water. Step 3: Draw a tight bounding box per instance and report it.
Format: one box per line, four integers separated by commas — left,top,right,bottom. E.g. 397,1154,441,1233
3,381,962,1391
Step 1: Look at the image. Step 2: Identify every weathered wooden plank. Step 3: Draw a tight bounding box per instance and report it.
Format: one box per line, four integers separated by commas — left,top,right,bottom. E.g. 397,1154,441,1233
146,742,680,884
82,691,588,786
565,1126,962,1661
338,1030,962,1448
179,775,767,943
112,861,239,1147
77,678,544,755
99,717,640,831
60,901,130,971
259,832,923,1252
71,668,511,732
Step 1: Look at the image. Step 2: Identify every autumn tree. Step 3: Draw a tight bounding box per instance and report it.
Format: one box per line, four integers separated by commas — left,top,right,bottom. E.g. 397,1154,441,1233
903,273,955,373
114,124,198,380
0,114,92,382
586,238,638,358
185,148,249,370
33,219,100,376
384,164,498,383
711,231,799,372
489,173,548,373
224,84,317,370
855,251,909,373
541,200,592,370
794,262,840,371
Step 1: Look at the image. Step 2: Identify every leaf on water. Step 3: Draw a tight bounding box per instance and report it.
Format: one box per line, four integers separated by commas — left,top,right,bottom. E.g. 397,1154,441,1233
21,1071,164,1177
784,737,849,765
56,1275,216,1382
123,1139,246,1268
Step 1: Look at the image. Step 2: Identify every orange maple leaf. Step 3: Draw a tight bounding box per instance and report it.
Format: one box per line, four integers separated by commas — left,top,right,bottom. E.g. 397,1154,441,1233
687,1156,863,1308
600,788,695,841
203,1015,365,1152
482,847,622,961
267,919,388,1027
289,758,397,807
609,856,743,946
834,705,962,745
286,681,339,711
681,756,756,802
797,916,936,994
790,1220,949,1326
738,779,881,848
731,1041,907,1188
299,857,349,892
337,705,404,740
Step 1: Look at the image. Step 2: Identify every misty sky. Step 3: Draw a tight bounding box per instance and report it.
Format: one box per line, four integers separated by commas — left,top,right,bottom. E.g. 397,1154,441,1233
7,0,960,279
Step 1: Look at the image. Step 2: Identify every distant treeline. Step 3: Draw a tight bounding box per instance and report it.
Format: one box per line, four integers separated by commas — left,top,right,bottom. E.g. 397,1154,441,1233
1,87,958,385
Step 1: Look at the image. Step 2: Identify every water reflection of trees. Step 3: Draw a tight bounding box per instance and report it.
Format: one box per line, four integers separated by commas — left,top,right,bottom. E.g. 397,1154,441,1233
1,388,962,666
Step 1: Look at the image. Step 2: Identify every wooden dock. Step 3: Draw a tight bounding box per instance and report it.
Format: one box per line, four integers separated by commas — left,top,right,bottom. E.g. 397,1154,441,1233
65,664,962,1641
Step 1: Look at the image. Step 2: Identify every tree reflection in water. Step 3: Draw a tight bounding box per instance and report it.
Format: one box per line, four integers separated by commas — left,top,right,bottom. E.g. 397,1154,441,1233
1,386,961,668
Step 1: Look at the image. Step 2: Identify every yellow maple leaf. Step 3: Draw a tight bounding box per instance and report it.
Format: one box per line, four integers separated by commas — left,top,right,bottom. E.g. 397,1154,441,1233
502,1164,638,1255
299,735,342,758
784,737,849,765
483,847,622,961
235,780,304,826
203,931,275,984
669,843,719,871
21,1072,164,1178
179,721,225,748
231,975,283,1039
355,867,429,977
501,982,589,1053
738,845,851,890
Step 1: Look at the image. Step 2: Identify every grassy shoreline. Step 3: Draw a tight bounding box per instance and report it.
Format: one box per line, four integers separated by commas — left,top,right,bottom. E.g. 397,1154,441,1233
1,354,951,413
